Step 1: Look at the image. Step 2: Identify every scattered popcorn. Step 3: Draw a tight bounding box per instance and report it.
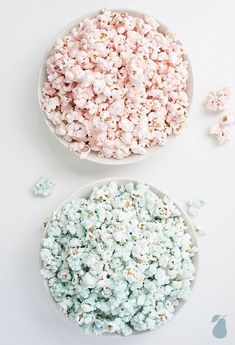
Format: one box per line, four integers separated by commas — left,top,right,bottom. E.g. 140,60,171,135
220,113,235,127
205,87,230,112
186,199,205,217
193,223,206,236
210,123,230,145
209,112,235,144
32,176,55,197
42,10,189,159
40,182,197,336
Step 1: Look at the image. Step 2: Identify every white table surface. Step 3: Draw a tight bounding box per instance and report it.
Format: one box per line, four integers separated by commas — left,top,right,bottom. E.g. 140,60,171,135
1,0,234,344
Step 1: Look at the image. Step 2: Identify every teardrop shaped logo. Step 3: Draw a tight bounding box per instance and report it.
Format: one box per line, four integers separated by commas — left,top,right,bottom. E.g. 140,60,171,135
211,315,227,339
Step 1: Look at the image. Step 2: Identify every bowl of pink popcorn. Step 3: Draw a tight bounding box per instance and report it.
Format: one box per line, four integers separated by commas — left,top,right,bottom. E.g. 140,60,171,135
38,9,193,165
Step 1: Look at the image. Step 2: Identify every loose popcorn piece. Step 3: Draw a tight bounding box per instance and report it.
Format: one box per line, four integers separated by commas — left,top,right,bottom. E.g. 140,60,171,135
205,87,230,112
42,10,189,159
193,223,206,236
32,176,54,197
210,123,230,145
220,113,235,127
186,198,205,217
209,112,235,144
40,182,197,336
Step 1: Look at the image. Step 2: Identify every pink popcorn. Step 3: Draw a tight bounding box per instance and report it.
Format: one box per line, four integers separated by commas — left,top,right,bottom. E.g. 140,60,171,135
209,112,235,144
42,10,189,159
205,87,230,112
210,124,229,145
220,113,235,126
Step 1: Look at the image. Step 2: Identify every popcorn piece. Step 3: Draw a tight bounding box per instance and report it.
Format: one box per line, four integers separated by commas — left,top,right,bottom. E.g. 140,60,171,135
209,112,235,145
186,198,205,217
193,223,206,236
220,113,235,126
205,87,230,112
32,176,54,197
210,123,230,145
42,10,189,159
41,182,197,336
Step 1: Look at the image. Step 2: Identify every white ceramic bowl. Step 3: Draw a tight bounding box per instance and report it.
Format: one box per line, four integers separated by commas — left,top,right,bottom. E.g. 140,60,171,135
38,9,193,166
40,178,198,335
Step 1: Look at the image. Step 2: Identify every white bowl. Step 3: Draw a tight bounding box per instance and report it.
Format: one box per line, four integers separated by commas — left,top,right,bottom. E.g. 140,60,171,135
38,9,193,165
40,178,198,335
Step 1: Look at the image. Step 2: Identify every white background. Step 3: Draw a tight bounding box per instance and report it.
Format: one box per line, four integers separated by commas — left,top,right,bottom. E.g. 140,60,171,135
1,0,235,344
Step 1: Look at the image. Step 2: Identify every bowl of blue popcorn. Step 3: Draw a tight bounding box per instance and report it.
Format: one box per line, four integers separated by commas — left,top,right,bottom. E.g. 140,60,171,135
40,178,198,336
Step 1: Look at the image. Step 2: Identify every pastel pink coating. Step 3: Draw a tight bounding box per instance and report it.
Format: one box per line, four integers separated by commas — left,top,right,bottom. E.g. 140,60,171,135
220,113,235,126
205,87,230,112
210,123,230,144
210,113,235,144
42,10,189,159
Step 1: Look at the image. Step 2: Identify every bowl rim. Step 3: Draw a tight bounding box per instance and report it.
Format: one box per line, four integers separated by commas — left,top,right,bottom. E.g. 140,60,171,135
40,177,199,336
38,8,194,166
